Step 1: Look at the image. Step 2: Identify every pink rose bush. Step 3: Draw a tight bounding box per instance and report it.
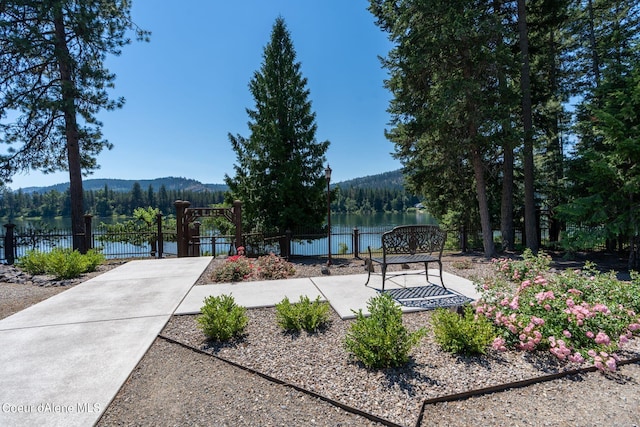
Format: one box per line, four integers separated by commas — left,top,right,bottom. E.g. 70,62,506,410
475,249,640,372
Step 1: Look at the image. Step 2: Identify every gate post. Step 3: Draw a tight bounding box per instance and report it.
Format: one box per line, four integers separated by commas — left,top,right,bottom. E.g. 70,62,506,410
175,200,190,257
189,221,201,257
233,200,242,251
156,212,163,259
353,226,360,259
84,214,93,251
4,223,15,265
284,229,292,259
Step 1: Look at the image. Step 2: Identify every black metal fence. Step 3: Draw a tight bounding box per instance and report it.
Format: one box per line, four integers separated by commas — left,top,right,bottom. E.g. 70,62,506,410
2,219,631,264
0,222,408,263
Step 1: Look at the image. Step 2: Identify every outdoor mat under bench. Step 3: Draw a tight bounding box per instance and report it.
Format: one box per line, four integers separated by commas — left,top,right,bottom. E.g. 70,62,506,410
384,284,473,309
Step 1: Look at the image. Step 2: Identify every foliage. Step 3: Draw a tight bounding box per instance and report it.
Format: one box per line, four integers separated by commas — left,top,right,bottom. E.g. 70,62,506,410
211,255,254,282
431,306,495,355
211,253,295,282
0,1,149,250
95,207,175,256
338,242,349,255
16,250,48,275
476,251,640,372
197,294,248,341
225,17,329,233
557,227,607,256
562,1,640,266
0,183,420,219
275,295,331,332
369,0,521,257
17,248,105,280
255,253,296,280
344,293,426,369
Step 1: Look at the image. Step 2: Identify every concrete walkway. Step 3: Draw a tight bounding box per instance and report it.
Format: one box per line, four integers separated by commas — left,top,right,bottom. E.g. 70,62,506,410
0,258,478,426
0,257,212,427
178,269,480,319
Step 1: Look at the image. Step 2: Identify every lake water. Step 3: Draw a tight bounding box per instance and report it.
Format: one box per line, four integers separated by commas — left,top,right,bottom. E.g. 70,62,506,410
3,212,437,231
2,212,437,258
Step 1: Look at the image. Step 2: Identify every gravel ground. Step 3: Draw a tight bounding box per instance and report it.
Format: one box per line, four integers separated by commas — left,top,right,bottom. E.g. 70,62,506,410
3,254,640,426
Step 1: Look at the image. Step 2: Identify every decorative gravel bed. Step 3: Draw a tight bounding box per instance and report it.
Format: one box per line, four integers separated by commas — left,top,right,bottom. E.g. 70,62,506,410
5,253,640,426
161,307,640,427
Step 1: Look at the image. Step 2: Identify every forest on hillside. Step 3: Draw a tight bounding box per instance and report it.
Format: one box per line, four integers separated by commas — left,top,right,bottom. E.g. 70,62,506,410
0,179,420,220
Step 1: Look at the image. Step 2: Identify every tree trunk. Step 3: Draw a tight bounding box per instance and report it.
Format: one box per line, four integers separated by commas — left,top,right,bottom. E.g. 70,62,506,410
471,146,495,258
501,142,515,250
587,0,601,88
548,27,563,244
53,7,86,253
518,0,538,253
630,193,637,271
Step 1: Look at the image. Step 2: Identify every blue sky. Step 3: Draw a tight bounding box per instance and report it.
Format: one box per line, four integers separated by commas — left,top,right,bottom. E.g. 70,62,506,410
8,0,399,190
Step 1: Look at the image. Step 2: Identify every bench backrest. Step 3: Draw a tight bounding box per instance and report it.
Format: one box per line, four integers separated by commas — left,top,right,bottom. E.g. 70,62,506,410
381,225,446,256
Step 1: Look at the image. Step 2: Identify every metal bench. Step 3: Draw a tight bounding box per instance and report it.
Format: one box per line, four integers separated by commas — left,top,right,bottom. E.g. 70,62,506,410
365,225,446,290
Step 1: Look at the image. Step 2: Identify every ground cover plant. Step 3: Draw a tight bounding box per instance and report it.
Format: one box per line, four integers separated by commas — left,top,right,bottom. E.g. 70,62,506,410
198,294,248,341
17,248,105,280
275,295,330,332
475,249,640,372
344,293,426,369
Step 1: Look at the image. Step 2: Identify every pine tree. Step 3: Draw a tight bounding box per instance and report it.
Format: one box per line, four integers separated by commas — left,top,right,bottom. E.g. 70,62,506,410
0,1,148,251
225,17,329,233
369,0,516,257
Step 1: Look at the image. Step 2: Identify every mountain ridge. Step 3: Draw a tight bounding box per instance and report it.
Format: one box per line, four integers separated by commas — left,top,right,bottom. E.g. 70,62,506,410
14,170,404,194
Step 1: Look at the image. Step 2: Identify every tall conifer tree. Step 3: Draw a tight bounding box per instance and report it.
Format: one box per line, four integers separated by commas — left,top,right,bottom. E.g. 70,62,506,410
225,17,329,233
0,1,148,251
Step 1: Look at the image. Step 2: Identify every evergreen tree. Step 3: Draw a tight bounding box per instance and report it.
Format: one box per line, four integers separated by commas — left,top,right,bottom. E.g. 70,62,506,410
0,1,148,251
129,182,144,211
369,0,515,257
225,17,329,233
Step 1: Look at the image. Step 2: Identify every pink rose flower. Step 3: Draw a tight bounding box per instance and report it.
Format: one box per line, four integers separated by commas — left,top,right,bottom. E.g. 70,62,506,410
595,332,610,345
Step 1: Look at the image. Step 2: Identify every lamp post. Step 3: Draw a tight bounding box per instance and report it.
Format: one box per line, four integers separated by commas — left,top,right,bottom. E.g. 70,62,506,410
325,164,332,266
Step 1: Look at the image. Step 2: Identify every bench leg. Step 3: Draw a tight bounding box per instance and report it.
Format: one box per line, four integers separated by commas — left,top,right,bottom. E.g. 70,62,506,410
365,261,372,286
423,261,429,284
381,264,387,291
438,260,445,289
424,261,446,289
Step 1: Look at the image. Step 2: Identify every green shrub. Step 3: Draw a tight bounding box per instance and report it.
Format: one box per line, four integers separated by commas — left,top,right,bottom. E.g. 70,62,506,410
46,248,85,279
17,250,48,275
82,249,106,272
432,306,495,355
344,293,426,369
211,256,254,282
197,294,248,341
338,242,348,255
275,295,331,332
17,248,106,279
255,253,295,280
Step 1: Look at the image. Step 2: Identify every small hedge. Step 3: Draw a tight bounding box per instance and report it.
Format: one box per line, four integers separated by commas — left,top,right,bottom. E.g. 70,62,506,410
17,248,105,280
344,293,426,369
431,306,496,355
275,295,330,332
197,294,248,341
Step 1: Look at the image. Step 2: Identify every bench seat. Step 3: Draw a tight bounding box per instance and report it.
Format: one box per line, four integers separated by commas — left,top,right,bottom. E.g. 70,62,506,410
365,225,446,291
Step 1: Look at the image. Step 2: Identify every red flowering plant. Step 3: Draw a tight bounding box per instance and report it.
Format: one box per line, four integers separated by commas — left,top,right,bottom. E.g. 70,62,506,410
211,247,295,283
211,246,254,282
475,249,640,372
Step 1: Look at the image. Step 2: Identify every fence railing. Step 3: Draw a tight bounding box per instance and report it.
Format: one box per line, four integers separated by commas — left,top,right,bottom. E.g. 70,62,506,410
3,220,630,265
0,223,412,263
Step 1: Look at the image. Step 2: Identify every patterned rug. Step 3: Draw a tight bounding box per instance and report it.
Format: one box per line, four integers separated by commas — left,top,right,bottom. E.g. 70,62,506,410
384,284,474,310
